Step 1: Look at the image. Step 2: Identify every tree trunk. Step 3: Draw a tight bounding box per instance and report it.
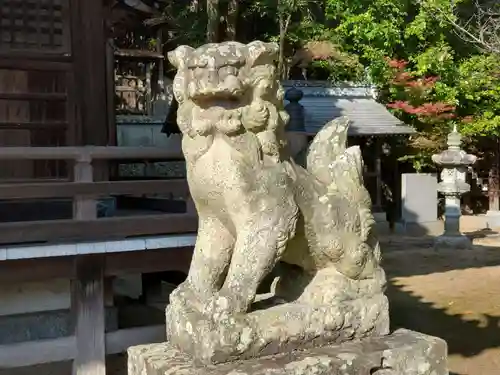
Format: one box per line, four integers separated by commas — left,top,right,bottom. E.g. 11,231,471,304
225,0,238,40
277,15,290,80
207,0,220,43
488,138,500,211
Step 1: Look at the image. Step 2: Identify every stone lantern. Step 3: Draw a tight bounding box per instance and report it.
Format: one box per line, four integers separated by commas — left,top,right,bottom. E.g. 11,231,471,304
432,125,477,248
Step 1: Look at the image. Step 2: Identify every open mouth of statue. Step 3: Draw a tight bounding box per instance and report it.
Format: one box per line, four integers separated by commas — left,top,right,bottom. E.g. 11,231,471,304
188,70,246,110
193,96,243,109
191,92,244,110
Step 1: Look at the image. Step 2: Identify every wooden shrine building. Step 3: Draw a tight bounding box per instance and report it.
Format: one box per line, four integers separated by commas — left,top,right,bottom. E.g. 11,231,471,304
0,2,415,373
0,1,197,374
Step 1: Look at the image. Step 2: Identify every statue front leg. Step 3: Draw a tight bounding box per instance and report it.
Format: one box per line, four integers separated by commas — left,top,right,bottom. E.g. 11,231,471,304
209,194,299,315
177,215,235,304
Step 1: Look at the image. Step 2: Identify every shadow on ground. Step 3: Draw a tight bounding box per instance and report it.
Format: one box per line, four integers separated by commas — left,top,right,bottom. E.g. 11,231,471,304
382,240,500,276
384,242,500,375
388,279,500,357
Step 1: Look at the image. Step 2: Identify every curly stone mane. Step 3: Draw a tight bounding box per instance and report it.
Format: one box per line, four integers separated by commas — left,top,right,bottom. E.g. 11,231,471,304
169,41,292,164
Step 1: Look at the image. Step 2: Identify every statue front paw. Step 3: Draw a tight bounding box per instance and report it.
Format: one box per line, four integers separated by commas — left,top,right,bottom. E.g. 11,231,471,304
169,281,204,311
202,291,247,321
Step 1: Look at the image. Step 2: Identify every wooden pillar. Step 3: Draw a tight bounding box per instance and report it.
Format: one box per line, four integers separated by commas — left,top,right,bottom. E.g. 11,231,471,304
73,154,97,220
70,0,109,181
72,255,106,375
375,137,383,210
106,38,117,146
70,0,108,146
156,30,164,100
72,153,103,374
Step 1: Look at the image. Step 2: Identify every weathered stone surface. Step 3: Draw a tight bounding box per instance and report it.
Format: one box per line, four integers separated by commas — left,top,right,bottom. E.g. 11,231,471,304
164,40,388,364
128,329,448,375
167,266,389,365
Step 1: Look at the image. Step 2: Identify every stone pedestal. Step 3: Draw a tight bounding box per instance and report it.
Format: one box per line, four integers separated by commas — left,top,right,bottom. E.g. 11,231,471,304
128,329,448,375
396,173,441,235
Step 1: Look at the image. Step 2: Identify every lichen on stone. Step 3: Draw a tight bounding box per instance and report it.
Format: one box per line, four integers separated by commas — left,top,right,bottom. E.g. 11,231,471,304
164,40,389,365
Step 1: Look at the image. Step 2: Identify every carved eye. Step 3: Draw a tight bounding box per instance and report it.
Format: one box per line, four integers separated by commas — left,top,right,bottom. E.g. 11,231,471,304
219,66,238,79
187,56,208,69
225,58,245,68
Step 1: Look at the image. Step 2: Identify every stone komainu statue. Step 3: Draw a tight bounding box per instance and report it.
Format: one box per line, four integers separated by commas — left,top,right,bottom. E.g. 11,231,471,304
165,41,389,365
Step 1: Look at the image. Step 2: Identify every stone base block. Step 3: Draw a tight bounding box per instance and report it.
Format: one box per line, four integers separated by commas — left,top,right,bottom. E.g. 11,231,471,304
434,234,472,249
486,210,500,229
128,329,448,375
166,268,389,365
394,220,444,236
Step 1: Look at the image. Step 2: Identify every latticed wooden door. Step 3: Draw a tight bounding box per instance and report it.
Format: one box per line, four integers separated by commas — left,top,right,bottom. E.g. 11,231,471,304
0,0,74,180
0,0,71,55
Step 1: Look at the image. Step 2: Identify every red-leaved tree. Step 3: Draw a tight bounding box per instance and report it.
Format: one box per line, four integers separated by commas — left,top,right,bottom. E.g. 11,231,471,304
386,58,456,124
384,58,457,171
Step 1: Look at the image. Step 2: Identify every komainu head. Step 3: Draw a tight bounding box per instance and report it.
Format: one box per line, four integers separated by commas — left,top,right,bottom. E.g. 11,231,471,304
167,41,289,142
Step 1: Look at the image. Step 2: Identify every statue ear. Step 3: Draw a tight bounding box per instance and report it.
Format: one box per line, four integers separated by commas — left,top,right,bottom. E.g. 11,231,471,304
168,45,195,69
246,41,278,67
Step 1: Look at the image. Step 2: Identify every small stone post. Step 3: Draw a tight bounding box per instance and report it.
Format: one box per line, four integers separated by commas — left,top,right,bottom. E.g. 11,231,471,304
284,87,308,163
284,87,305,132
432,125,477,248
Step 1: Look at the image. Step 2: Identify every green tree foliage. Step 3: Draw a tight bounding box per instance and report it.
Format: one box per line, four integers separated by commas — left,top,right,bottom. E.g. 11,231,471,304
317,0,500,173
251,0,316,78
456,54,500,137
148,0,500,170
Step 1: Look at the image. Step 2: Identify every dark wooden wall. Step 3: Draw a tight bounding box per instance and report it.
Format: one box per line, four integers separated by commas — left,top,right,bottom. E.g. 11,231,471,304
0,0,111,181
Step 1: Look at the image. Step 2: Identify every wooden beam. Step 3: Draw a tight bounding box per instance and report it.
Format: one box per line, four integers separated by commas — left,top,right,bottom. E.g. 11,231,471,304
0,325,165,368
0,336,75,368
88,147,185,161
106,247,193,276
0,121,68,130
72,255,106,375
0,257,75,283
0,179,190,199
0,92,67,101
0,247,194,283
0,146,184,161
0,214,198,244
0,54,73,66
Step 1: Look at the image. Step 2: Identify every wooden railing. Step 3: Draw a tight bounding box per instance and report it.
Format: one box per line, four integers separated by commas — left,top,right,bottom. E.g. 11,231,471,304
0,146,198,245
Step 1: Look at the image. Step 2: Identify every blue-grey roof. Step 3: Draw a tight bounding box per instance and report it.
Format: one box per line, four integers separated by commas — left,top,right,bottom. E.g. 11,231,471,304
116,81,415,137
282,81,415,136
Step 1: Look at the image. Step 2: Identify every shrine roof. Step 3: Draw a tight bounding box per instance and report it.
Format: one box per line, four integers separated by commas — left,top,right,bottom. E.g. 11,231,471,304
283,80,416,136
